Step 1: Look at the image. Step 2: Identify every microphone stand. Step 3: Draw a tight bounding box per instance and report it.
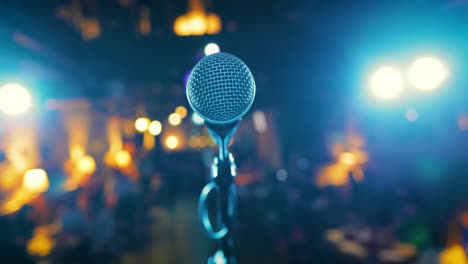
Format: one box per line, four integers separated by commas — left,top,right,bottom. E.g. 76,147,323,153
199,121,239,264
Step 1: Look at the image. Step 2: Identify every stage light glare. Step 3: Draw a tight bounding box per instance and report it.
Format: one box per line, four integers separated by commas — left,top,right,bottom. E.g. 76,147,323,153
191,112,204,125
135,117,150,132
0,83,32,115
165,135,179,150
409,56,449,91
204,43,220,56
368,66,403,100
168,113,182,126
148,120,162,136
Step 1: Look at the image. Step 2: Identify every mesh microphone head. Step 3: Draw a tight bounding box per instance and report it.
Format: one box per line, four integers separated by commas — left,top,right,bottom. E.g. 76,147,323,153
186,52,256,125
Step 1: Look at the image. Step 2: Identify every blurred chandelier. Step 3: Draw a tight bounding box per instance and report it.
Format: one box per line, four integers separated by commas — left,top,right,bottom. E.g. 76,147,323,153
174,0,222,36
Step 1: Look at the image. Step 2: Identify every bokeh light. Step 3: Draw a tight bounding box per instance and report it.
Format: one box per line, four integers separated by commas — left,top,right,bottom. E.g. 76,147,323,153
114,150,131,168
77,155,96,175
276,169,288,182
206,14,222,34
173,15,191,36
188,136,197,148
213,250,227,264
27,232,54,257
165,135,179,150
23,169,49,193
408,56,449,91
175,106,188,118
204,43,220,56
189,14,206,35
191,112,204,125
325,229,345,243
439,244,467,264
338,241,368,258
458,114,468,131
339,152,357,166
174,7,222,37
368,66,403,100
135,117,150,132
0,83,32,116
143,131,155,150
252,110,268,133
406,109,418,122
148,120,162,136
70,145,86,161
168,113,182,126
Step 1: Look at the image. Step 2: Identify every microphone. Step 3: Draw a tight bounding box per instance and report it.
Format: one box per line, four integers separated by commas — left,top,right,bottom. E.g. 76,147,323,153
186,52,255,264
186,52,256,160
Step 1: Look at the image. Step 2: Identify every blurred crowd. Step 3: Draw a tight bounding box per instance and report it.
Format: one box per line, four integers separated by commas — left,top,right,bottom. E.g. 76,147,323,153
0,145,468,264
235,153,468,264
0,146,206,264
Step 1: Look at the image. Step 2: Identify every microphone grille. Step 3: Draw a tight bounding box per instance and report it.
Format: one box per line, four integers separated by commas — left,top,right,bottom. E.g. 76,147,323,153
186,52,256,124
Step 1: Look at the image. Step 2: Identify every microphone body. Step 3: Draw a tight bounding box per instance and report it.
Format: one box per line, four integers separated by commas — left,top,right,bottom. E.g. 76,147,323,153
187,52,255,264
205,121,239,161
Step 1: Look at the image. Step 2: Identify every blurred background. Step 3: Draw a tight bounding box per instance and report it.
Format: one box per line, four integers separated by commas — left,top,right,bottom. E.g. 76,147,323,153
1,0,468,263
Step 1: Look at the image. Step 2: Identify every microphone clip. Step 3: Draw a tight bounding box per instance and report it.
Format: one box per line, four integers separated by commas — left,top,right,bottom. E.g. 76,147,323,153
199,153,238,263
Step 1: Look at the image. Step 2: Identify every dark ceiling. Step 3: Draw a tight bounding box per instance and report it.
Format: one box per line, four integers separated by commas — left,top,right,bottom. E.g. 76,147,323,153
1,0,468,153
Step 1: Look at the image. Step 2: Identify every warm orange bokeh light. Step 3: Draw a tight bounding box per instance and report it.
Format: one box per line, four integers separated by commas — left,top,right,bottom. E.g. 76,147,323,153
70,145,85,160
339,152,357,166
168,113,182,126
143,131,156,151
64,154,96,191
206,14,222,34
316,132,368,187
175,106,188,119
64,108,91,189
27,232,55,257
138,8,151,35
115,150,132,168
23,169,49,193
77,155,96,175
108,116,123,153
174,15,191,36
189,12,207,35
439,245,467,264
148,120,162,136
0,189,38,215
135,117,150,132
173,0,222,36
165,135,179,150
316,163,350,187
